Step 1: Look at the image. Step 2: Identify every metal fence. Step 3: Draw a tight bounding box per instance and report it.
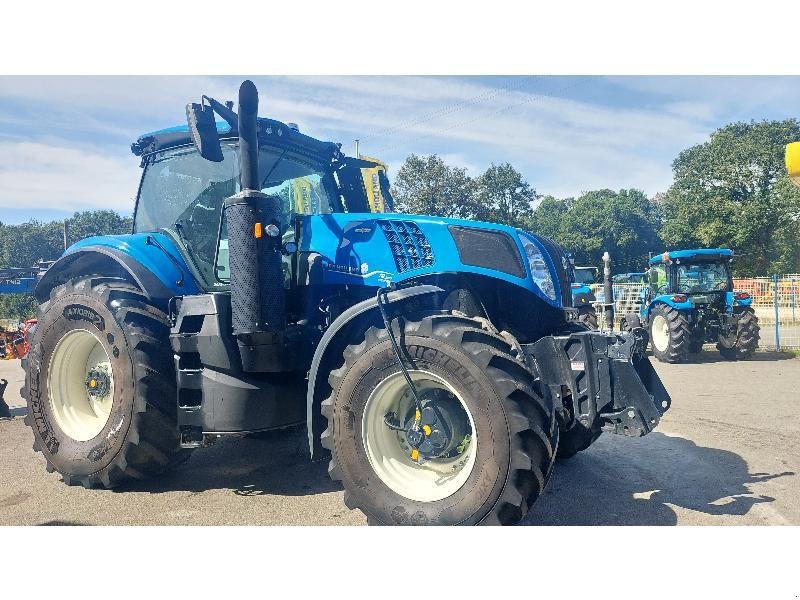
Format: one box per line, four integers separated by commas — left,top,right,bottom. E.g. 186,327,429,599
591,275,800,349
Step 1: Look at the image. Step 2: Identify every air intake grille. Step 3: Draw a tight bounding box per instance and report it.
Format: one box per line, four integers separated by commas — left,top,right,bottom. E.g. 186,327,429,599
378,220,435,273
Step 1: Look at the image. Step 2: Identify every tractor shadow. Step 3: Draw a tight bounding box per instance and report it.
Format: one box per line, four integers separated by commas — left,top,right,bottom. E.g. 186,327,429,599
678,350,797,364
117,425,342,497
523,431,794,525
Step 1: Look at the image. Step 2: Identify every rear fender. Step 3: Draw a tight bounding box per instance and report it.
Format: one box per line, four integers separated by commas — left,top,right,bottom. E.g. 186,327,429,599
643,295,692,321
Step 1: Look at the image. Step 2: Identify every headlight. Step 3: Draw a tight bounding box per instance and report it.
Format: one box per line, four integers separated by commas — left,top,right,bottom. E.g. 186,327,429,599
519,235,557,301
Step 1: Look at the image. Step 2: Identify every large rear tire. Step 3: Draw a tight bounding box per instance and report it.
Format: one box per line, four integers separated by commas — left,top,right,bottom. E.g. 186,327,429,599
717,308,759,360
648,304,690,363
22,276,189,488
321,313,558,525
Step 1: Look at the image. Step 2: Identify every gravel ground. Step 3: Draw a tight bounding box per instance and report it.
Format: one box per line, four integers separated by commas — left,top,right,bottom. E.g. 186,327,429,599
1,351,798,525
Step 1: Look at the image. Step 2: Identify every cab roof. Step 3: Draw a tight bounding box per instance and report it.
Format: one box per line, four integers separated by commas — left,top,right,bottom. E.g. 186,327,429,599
130,117,341,162
648,248,733,265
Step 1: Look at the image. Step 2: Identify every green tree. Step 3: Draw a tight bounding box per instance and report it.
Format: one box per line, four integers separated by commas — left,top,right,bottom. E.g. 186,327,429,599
0,293,38,322
0,220,62,270
392,154,476,218
66,210,133,246
529,189,662,272
661,119,800,276
0,210,134,270
474,163,537,228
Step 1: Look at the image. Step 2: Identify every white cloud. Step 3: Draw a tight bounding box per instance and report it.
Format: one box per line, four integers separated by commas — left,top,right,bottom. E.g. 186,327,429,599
0,139,140,213
0,75,797,216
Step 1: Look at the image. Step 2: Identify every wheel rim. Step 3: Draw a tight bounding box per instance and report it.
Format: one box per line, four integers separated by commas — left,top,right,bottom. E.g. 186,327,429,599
651,314,670,352
362,370,477,503
47,329,115,442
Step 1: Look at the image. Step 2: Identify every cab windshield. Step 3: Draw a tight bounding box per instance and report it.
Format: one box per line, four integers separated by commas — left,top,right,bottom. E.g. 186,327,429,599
675,261,730,294
134,143,335,288
573,268,597,285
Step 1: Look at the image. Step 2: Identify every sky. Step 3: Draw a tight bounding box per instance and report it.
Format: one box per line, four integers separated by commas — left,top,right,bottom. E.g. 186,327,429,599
0,75,799,224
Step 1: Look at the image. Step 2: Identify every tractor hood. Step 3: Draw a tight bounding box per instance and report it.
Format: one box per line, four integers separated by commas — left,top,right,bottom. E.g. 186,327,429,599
298,212,570,308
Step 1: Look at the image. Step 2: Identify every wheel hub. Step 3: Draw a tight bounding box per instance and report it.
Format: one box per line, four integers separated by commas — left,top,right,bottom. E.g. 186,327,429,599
402,389,470,462
86,368,111,398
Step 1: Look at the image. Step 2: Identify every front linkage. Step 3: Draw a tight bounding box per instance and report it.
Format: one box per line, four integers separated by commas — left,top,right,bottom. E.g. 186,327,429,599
525,327,670,441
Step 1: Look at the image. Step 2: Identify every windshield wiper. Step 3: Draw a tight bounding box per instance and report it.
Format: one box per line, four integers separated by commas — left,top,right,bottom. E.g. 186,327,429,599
146,232,185,288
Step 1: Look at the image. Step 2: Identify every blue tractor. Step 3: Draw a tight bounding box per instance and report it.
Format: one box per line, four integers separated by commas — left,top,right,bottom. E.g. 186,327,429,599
570,265,598,328
622,249,759,363
22,81,671,525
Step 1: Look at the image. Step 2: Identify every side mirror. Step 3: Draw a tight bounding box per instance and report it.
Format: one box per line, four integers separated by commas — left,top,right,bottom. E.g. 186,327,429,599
186,101,223,162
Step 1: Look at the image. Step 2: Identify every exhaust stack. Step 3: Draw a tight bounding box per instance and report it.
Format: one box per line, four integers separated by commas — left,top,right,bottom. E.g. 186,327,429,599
224,80,286,370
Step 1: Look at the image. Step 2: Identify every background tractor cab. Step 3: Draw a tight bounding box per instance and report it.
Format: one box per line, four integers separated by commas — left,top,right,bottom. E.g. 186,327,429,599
612,272,645,284
624,249,759,363
570,265,598,328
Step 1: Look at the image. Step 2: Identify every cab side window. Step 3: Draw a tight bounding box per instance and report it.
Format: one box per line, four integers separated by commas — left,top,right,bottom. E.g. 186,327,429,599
648,265,668,295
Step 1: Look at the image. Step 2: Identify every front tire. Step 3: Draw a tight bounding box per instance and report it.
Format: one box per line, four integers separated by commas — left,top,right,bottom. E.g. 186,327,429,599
22,276,189,488
717,308,759,360
321,313,558,525
648,304,691,363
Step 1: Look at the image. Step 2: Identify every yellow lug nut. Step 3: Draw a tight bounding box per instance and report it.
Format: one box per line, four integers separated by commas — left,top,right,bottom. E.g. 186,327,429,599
410,449,419,461
422,424,432,436
414,409,421,422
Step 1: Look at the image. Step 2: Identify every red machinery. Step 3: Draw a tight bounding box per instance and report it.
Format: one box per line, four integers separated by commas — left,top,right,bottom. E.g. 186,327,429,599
0,319,37,360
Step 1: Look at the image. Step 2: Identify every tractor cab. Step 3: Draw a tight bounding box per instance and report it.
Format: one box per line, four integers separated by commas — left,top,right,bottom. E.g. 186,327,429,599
612,272,644,284
645,249,734,301
570,265,599,327
131,118,393,290
643,248,745,312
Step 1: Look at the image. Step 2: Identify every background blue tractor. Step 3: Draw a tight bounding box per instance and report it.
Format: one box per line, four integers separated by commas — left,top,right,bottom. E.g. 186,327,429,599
622,249,759,363
570,265,598,328
21,81,670,525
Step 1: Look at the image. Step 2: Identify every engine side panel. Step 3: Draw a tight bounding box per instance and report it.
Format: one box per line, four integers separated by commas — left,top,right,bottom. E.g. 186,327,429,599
297,213,563,307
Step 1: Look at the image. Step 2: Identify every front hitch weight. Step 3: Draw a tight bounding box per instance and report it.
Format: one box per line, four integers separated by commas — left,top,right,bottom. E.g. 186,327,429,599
525,330,671,438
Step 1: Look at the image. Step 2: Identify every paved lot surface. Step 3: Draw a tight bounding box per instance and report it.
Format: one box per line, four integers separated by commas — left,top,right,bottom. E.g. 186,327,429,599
1,352,798,525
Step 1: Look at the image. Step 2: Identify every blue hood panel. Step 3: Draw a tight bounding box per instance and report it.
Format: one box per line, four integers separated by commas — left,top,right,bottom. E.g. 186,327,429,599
299,213,560,307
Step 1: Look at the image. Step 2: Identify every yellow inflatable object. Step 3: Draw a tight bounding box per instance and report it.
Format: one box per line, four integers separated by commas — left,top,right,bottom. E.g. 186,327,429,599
787,142,800,188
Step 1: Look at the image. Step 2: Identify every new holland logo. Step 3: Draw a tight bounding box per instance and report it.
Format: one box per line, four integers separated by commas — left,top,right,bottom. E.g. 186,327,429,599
63,304,105,331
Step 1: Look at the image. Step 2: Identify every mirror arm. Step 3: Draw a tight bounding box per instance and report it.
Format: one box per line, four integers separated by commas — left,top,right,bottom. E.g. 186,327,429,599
203,95,238,131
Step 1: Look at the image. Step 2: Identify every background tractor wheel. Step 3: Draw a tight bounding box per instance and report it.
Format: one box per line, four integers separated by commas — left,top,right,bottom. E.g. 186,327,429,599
22,276,190,488
321,313,558,525
688,340,704,354
648,304,691,363
576,306,598,329
717,308,760,360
